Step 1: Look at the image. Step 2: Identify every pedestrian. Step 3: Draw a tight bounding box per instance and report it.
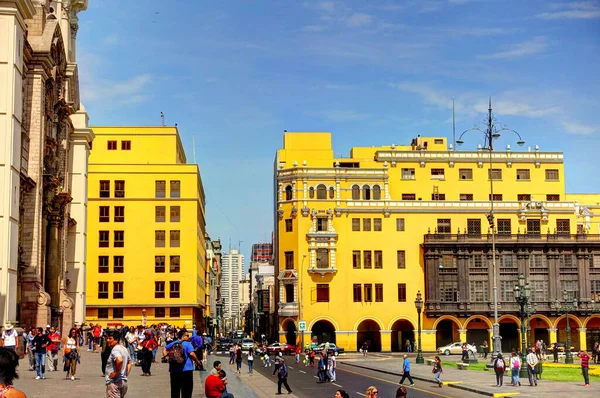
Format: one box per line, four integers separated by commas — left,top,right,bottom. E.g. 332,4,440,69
295,346,301,364
461,342,468,362
276,359,293,395
493,353,505,387
25,327,36,371
208,360,222,376
32,327,50,380
526,348,538,387
139,331,158,376
228,344,235,365
362,342,369,356
235,345,242,374
105,329,132,398
264,351,271,367
395,386,407,398
125,327,138,364
247,347,254,374
0,347,27,398
317,352,329,383
328,351,337,382
63,328,80,381
398,354,415,386
101,335,112,376
163,329,201,398
509,350,521,386
92,324,102,353
432,356,443,387
46,326,61,372
273,352,282,375
365,386,378,398
553,343,559,363
0,323,19,353
593,342,599,364
335,390,350,398
482,340,489,359
578,350,590,386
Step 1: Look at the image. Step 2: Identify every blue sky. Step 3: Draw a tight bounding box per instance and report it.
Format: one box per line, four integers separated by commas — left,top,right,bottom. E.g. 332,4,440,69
77,0,600,263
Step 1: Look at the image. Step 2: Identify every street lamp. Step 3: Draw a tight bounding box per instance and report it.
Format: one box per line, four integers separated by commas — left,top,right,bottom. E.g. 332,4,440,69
514,274,532,379
555,290,578,364
414,290,424,364
456,97,525,361
300,254,307,350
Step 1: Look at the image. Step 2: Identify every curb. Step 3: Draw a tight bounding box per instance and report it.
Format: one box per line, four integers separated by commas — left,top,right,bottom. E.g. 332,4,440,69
339,361,495,397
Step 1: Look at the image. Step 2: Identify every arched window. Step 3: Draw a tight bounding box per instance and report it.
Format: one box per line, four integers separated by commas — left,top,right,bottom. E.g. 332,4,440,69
372,185,381,200
362,185,371,200
309,187,315,199
285,185,293,201
352,185,360,200
329,187,335,199
317,184,327,200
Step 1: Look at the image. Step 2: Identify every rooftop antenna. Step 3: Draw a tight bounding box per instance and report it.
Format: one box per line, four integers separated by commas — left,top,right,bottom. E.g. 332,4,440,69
160,111,165,127
452,97,456,151
192,136,197,164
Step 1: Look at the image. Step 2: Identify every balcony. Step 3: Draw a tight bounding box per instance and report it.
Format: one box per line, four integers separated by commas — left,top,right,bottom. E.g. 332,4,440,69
278,302,299,317
307,266,338,277
424,233,600,244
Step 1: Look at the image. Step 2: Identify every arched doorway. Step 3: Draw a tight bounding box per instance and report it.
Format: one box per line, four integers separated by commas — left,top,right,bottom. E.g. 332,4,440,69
529,316,550,348
311,320,336,345
357,320,381,352
586,317,600,351
464,317,490,348
499,318,520,353
556,317,580,351
391,320,414,352
285,321,297,346
435,319,460,348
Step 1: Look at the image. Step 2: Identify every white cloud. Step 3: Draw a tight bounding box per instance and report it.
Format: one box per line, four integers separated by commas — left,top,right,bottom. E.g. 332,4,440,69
480,36,548,59
537,1,600,19
562,121,597,135
345,12,373,27
81,72,153,104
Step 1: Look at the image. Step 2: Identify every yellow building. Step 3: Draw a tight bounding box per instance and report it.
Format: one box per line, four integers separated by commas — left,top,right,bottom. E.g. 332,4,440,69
274,132,600,352
86,126,207,328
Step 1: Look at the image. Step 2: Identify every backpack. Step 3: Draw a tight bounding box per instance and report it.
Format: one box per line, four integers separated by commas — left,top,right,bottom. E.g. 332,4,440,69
168,342,186,366
495,358,505,371
278,364,287,378
513,359,520,369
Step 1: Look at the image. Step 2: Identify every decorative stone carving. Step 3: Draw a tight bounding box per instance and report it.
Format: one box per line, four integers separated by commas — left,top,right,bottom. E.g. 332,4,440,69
334,208,342,217
301,207,310,217
291,207,297,218
277,209,284,219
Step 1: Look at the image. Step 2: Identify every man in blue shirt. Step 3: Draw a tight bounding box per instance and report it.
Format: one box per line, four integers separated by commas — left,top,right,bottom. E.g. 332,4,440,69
163,329,201,398
399,354,415,386
190,330,205,371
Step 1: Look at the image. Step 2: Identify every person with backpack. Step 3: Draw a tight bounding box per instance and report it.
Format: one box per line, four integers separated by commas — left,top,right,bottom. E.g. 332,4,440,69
493,353,506,387
509,351,521,386
526,348,538,386
276,358,293,395
163,329,201,398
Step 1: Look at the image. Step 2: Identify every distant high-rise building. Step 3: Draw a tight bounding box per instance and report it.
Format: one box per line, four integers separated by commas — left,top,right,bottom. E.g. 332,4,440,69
251,242,273,264
222,249,244,330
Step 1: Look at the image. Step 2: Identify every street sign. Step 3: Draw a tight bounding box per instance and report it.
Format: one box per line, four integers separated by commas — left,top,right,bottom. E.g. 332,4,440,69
299,320,307,331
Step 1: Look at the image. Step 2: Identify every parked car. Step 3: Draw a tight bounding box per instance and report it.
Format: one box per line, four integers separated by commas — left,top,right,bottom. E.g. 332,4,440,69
313,343,344,355
437,342,477,356
241,338,255,351
266,342,295,355
216,338,233,352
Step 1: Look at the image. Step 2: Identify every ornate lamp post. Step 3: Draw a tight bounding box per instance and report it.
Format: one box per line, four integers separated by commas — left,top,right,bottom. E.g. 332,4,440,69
415,290,424,364
555,289,578,364
456,98,525,360
514,274,531,378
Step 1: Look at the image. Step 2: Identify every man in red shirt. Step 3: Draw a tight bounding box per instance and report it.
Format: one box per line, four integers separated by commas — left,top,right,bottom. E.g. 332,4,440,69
46,326,61,372
204,370,234,398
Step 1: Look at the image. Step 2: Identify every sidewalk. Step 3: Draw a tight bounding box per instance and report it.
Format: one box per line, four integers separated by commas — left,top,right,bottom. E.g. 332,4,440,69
338,353,597,397
223,361,299,398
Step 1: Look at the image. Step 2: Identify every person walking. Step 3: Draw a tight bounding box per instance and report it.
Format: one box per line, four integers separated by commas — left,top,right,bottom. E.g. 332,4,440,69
105,330,132,398
235,345,243,375
125,327,138,364
328,351,337,382
163,329,201,398
509,351,521,386
228,344,235,365
276,358,292,395
552,343,559,363
493,353,506,387
25,327,36,371
365,386,379,398
526,348,538,386
398,354,414,386
139,331,158,376
578,350,590,386
1,323,19,353
295,345,301,364
593,342,599,364
432,356,443,387
0,347,27,398
63,328,80,381
273,352,282,375
46,326,61,372
247,347,254,374
32,327,50,380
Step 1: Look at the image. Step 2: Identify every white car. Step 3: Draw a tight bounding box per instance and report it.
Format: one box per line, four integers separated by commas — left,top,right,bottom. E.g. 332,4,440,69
437,342,477,356
241,338,254,351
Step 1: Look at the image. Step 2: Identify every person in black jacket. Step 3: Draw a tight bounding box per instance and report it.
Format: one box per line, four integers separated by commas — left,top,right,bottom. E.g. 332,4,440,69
276,359,292,395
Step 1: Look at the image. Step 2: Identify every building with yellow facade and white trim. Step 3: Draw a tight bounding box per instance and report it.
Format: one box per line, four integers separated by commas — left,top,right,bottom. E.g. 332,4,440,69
274,132,600,352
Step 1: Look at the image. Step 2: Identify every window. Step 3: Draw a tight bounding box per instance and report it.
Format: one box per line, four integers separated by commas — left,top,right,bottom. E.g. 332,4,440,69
434,139,443,144
590,255,600,269
352,218,360,231
501,280,518,302
396,218,405,231
285,284,295,303
397,283,406,302
374,251,383,269
170,180,180,198
113,282,123,299
99,231,109,247
155,181,166,198
285,219,293,232
497,219,511,235
107,140,117,150
527,219,541,235
561,280,578,301
489,194,503,201
437,219,451,234
98,256,109,273
488,169,502,180
557,219,570,235
362,185,371,200
531,279,548,301
559,253,575,268
113,256,124,273
546,169,559,181
316,249,329,268
460,193,473,201
285,252,294,269
467,219,481,235
170,307,180,318
170,230,180,247
591,280,600,301
155,256,165,273
98,282,108,299
442,254,456,268
316,184,327,200
401,168,415,180
329,187,335,199
155,206,166,222
170,281,180,298
352,251,361,269
353,284,362,302
155,307,166,318
121,140,131,150
363,218,371,231
309,187,315,199
364,284,373,302
516,169,530,180
170,206,180,222
397,251,406,269
99,206,110,222
155,230,166,247
502,253,514,267
316,217,327,232
431,168,445,179
113,308,124,319
469,280,488,302
374,218,382,231
402,193,416,200
363,251,372,269
114,206,124,222
431,192,446,201
284,185,293,201
459,168,473,180
375,284,383,302
98,308,109,319
440,281,458,302
155,281,165,298
352,185,360,200
530,254,545,268
546,194,560,201
114,180,125,198
316,284,329,302
469,254,486,268
170,256,180,272
518,194,531,201
372,186,381,200
100,180,110,198
114,231,124,247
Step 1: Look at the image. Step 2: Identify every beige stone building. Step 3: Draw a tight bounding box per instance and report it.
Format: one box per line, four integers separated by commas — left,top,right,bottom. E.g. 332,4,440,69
0,0,92,335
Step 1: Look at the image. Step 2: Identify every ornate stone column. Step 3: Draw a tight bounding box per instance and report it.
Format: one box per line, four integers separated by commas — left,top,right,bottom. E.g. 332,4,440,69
45,211,62,308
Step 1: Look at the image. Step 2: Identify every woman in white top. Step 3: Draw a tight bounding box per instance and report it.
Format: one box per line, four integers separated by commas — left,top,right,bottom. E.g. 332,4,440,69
125,327,138,363
247,348,255,373
63,328,80,381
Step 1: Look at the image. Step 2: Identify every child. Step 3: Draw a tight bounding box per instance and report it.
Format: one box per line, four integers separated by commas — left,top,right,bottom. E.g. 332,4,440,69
304,350,310,367
264,351,271,367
